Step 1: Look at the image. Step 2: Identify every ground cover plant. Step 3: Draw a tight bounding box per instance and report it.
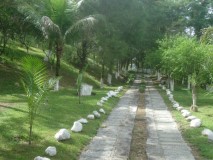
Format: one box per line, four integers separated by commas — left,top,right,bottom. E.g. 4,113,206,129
158,85,213,159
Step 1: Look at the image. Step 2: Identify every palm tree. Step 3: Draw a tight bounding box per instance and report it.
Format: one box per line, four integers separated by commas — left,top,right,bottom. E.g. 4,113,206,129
20,56,58,145
18,0,97,89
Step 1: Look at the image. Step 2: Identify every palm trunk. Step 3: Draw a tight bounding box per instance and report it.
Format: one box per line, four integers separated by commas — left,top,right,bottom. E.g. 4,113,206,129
55,42,63,91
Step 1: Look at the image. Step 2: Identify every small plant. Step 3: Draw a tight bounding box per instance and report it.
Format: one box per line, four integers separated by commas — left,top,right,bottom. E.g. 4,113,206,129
20,56,58,145
139,84,146,93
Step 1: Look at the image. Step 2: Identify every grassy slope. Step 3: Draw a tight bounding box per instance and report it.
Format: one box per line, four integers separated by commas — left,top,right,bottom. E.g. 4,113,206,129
158,85,213,159
0,47,125,160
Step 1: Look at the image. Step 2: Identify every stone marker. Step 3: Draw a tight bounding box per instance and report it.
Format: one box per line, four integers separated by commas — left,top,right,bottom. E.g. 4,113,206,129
80,83,93,96
87,114,95,119
190,119,201,128
45,146,57,156
71,121,83,132
54,129,70,141
34,156,50,160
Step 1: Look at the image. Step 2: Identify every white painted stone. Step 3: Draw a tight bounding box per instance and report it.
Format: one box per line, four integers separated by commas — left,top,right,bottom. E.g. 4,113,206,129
100,99,105,103
54,129,70,141
117,86,123,92
177,106,183,111
181,109,189,114
93,111,101,118
208,132,213,141
166,91,171,95
99,108,105,114
71,121,83,132
173,103,179,108
107,90,118,97
34,156,50,160
87,114,95,119
190,119,201,128
182,111,191,117
101,97,108,101
97,101,103,107
45,146,57,156
54,80,60,91
162,86,166,90
186,116,197,121
78,118,88,124
202,128,213,136
80,83,93,96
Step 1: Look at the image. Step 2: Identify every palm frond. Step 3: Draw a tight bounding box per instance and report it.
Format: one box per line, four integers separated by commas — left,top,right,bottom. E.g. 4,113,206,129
65,15,97,38
41,16,61,39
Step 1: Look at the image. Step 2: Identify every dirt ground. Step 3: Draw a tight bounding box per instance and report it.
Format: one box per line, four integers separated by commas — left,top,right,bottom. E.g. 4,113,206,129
129,93,147,160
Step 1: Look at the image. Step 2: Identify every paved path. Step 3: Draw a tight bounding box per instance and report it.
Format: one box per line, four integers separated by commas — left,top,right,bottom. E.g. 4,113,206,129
145,81,195,160
79,77,140,160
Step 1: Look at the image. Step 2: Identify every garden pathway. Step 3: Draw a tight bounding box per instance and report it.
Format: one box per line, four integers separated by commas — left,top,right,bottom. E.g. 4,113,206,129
79,75,141,160
145,79,195,160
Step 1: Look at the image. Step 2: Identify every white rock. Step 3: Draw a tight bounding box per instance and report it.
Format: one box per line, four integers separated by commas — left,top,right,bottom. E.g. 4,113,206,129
117,86,123,91
87,114,95,119
176,106,183,111
45,146,57,156
97,102,103,107
182,112,191,117
173,103,179,108
99,108,105,114
34,156,50,160
93,111,101,118
208,132,213,141
101,97,108,101
71,121,83,132
169,97,174,102
186,116,197,121
78,118,88,124
190,119,201,128
202,129,213,136
166,91,171,95
181,109,189,114
100,99,105,104
159,84,162,87
54,129,70,141
107,91,118,97
162,86,166,90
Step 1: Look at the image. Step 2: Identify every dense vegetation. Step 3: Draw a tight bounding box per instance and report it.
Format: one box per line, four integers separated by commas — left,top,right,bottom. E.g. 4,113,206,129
0,0,213,159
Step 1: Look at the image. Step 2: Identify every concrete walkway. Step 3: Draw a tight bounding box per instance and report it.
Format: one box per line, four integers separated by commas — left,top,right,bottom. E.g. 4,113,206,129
79,78,140,160
145,82,195,160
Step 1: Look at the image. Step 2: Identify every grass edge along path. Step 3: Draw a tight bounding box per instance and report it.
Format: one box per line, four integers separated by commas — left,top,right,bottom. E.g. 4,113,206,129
0,86,126,160
157,85,213,160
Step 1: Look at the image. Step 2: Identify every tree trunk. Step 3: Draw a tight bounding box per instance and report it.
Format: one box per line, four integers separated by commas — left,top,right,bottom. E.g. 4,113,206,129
157,71,161,81
170,79,174,91
55,42,63,91
190,84,198,112
187,75,191,90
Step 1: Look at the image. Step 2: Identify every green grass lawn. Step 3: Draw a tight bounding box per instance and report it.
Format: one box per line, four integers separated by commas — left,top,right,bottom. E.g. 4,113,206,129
0,80,125,160
158,85,213,159
0,46,126,160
